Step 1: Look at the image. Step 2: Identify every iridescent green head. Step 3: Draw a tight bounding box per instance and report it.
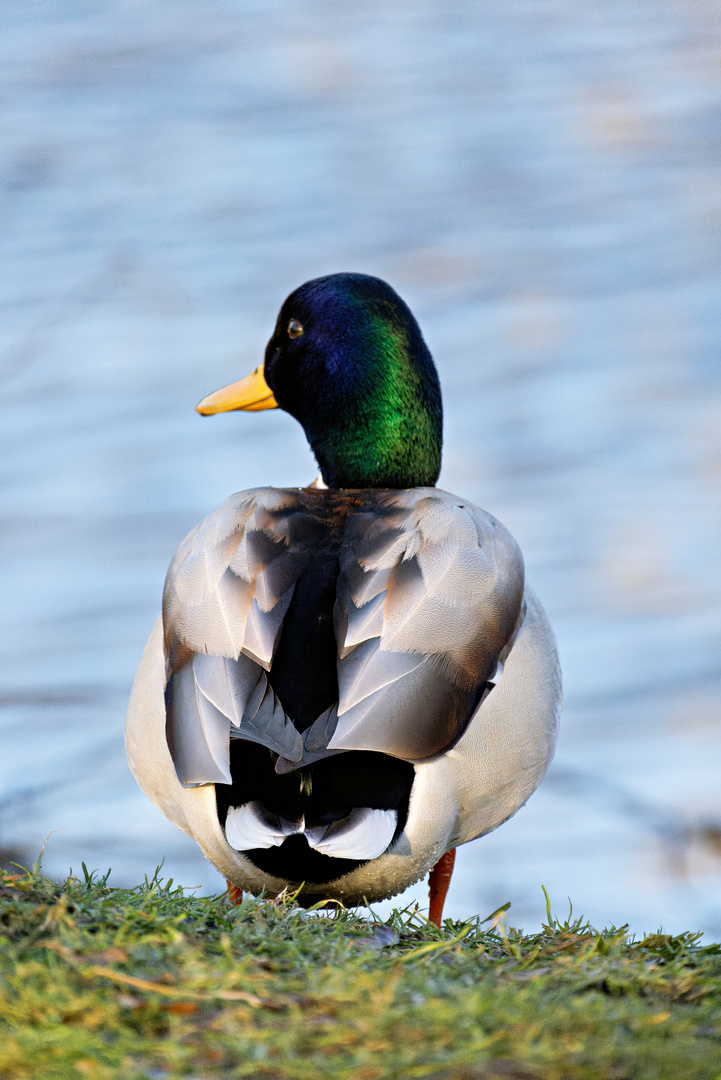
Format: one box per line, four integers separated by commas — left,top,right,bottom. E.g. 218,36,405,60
195,273,443,489
261,273,443,489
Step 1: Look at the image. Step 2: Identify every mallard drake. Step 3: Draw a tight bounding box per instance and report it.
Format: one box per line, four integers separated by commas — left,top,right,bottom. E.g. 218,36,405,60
125,273,561,923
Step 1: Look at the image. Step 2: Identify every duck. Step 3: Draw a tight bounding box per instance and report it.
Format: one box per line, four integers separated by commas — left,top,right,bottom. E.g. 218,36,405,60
125,272,561,924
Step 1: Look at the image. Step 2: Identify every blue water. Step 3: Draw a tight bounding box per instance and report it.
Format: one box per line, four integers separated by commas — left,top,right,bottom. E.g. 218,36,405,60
1,0,720,937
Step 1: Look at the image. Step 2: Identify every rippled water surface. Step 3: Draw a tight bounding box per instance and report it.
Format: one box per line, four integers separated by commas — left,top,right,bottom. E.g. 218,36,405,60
1,0,720,936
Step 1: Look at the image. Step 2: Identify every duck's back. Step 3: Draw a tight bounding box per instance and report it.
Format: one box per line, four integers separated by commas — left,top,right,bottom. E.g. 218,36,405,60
162,485,525,790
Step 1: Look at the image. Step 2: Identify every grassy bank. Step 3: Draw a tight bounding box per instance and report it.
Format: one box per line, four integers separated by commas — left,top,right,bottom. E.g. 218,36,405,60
0,864,719,1079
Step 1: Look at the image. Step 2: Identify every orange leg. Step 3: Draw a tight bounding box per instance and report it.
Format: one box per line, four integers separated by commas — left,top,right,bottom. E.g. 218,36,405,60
226,881,244,905
428,848,456,926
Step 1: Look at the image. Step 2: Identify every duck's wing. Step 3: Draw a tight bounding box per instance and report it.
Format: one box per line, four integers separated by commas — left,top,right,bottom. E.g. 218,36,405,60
162,487,321,785
329,488,525,762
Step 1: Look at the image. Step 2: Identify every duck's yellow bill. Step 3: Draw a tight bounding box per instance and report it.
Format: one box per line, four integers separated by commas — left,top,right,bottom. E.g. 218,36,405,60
195,364,278,414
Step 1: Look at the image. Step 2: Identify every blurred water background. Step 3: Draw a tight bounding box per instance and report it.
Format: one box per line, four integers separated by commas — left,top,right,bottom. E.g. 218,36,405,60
1,0,720,937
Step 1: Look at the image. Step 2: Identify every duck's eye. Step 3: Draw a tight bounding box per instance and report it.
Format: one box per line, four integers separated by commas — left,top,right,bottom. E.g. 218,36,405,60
287,319,304,339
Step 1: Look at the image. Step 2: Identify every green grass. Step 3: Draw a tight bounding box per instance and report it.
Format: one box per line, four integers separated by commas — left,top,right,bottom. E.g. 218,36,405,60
0,863,719,1079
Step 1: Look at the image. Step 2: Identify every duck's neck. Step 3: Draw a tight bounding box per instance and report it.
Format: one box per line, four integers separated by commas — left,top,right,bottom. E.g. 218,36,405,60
307,321,443,489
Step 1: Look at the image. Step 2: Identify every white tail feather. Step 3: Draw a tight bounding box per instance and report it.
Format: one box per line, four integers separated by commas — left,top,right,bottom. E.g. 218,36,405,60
225,802,397,860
